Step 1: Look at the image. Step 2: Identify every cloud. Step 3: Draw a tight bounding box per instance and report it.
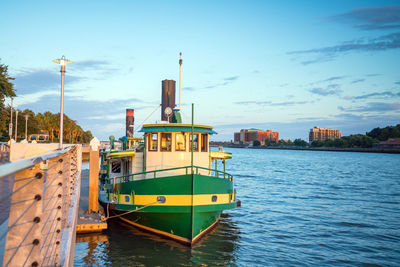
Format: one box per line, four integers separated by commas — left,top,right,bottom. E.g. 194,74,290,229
182,86,194,91
319,76,346,83
70,60,111,70
309,84,342,96
366,73,380,77
329,6,400,31
205,75,239,89
309,76,346,85
234,100,271,105
69,59,120,78
234,100,309,106
351,79,365,84
288,6,400,65
339,102,400,112
13,69,83,94
289,32,400,56
14,91,158,139
348,91,400,100
224,76,239,81
395,81,400,85
15,90,59,106
270,101,309,106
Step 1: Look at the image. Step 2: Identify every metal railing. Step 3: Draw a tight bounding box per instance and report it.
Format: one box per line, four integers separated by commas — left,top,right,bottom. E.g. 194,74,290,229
0,145,81,267
107,165,233,184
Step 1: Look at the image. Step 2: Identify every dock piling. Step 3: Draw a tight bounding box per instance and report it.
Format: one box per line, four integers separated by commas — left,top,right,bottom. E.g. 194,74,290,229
88,138,100,213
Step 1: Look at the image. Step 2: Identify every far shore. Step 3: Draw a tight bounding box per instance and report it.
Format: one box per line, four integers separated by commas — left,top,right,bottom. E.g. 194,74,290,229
210,144,400,154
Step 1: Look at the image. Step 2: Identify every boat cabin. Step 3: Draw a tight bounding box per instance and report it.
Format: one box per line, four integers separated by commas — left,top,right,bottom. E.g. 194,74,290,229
100,122,232,182
140,123,216,175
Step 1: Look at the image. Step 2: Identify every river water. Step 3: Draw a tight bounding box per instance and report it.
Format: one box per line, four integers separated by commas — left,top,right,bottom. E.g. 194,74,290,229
74,148,400,266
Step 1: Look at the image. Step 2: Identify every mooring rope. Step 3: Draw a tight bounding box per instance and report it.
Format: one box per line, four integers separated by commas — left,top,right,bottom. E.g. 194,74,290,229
102,201,159,222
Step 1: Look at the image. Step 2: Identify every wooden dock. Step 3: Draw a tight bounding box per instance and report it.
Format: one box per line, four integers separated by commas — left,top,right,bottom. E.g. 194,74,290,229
76,169,107,234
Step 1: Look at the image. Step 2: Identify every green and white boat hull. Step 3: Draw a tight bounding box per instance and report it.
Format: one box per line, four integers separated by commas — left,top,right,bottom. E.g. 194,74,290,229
99,171,238,245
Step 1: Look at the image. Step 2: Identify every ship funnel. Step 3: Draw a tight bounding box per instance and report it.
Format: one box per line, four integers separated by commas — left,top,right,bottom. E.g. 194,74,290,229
126,109,134,137
161,80,176,121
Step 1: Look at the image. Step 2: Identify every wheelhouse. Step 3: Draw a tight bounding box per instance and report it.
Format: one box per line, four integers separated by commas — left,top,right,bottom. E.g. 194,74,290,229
140,123,216,174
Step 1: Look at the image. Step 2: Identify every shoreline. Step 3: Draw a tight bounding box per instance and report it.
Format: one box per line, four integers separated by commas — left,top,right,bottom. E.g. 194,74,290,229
211,144,400,154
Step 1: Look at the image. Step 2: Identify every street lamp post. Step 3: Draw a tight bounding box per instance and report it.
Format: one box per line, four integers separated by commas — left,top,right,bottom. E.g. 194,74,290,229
9,98,13,141
14,110,18,141
53,55,73,148
24,115,29,140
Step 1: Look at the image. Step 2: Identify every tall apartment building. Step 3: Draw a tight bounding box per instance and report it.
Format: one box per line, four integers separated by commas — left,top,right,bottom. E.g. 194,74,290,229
234,129,279,145
309,127,341,142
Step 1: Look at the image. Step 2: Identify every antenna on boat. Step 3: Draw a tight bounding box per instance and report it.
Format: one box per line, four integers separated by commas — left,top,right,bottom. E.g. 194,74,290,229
179,52,182,111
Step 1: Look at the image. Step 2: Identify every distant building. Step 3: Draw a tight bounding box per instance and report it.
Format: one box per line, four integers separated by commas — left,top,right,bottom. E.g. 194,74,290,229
309,127,341,142
234,129,279,145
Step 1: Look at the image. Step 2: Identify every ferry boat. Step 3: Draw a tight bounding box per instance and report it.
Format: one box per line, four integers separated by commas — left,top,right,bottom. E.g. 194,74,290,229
98,56,239,245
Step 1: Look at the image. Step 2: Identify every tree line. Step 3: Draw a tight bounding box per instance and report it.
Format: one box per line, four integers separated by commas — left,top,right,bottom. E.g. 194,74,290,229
252,124,400,149
0,60,93,143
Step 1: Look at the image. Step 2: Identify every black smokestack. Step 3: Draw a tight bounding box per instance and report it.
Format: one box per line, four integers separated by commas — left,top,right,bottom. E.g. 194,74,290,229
161,80,176,121
126,109,134,137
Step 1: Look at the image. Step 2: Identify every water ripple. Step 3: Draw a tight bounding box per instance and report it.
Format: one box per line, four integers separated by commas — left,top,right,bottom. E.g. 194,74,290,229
74,149,400,266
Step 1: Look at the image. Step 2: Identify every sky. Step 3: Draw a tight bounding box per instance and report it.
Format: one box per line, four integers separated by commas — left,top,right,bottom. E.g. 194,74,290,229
1,0,399,141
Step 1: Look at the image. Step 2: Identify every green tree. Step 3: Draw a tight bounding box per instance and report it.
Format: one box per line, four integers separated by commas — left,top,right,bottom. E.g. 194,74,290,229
0,61,16,135
293,138,308,147
366,125,400,141
333,138,347,148
253,140,261,147
311,140,323,147
82,130,93,143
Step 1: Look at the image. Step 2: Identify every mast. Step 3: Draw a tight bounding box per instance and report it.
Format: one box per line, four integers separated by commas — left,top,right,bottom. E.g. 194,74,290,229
179,52,182,111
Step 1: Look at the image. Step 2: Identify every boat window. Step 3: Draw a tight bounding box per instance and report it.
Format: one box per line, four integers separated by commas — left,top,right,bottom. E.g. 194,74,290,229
175,133,186,151
189,134,199,152
201,134,208,152
123,160,129,175
111,160,121,173
149,133,158,151
161,133,172,152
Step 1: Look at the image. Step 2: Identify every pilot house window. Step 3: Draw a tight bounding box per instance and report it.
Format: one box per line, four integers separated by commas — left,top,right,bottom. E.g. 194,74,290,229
201,134,208,152
111,161,121,173
161,133,172,151
149,133,158,151
175,133,186,151
190,134,199,152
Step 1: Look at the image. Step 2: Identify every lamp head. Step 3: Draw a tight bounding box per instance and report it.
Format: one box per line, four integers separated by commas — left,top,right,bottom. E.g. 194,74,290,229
53,55,73,65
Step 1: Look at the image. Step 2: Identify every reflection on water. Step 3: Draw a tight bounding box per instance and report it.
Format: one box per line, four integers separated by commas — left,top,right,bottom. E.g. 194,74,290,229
75,213,240,266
